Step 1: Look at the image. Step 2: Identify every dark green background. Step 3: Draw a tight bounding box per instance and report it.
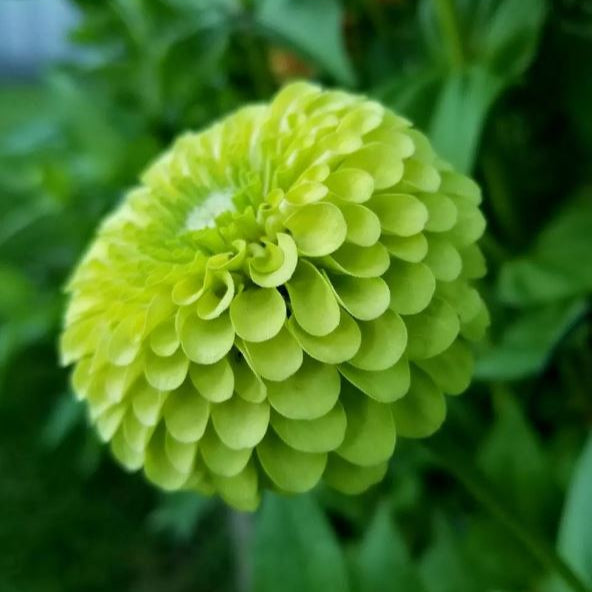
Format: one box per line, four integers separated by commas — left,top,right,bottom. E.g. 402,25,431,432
1,1,591,591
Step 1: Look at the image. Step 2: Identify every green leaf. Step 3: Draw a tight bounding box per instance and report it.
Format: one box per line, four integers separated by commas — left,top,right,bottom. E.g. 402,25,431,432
355,502,428,592
547,435,592,591
477,0,547,78
477,391,556,532
499,194,592,305
476,299,588,381
413,0,547,172
428,67,503,172
255,0,356,86
253,493,350,592
419,515,480,592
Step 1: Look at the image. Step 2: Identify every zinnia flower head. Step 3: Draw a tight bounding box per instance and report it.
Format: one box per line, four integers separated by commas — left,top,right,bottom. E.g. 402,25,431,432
60,82,488,511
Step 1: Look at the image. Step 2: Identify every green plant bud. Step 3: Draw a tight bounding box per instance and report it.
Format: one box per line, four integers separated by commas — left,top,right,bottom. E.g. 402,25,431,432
60,82,488,511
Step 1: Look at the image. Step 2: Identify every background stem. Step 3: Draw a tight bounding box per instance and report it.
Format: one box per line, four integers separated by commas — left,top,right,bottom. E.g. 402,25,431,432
228,509,254,592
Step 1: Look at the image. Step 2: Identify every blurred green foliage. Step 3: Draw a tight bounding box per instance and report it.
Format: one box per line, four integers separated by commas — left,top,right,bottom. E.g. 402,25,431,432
1,0,591,591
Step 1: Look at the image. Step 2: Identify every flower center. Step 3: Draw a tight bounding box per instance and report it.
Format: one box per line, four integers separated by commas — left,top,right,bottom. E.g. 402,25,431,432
185,190,235,231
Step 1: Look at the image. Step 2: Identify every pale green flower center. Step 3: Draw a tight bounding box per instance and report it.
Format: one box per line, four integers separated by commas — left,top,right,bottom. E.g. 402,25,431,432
185,190,235,231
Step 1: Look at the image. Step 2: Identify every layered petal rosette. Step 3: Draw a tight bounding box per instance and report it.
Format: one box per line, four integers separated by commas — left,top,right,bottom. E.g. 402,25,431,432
60,82,488,510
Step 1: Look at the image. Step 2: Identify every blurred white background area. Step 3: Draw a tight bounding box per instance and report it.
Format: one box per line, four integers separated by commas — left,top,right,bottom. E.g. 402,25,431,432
0,0,78,78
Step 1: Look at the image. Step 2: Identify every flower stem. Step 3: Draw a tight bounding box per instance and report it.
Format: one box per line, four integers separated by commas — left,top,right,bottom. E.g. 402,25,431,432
423,433,591,592
228,509,254,592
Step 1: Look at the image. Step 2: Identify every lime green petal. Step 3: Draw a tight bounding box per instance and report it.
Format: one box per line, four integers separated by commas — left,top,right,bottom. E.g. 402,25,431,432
391,368,446,438
287,261,340,336
447,195,487,246
405,297,460,360
233,354,267,403
230,287,286,343
350,310,407,371
339,203,381,246
438,281,482,324
60,317,101,364
329,274,390,321
88,329,111,374
108,313,145,365
196,270,235,320
424,237,462,282
180,312,234,365
249,240,285,274
460,300,490,342
342,142,404,189
163,382,209,443
416,340,474,395
285,202,347,257
181,456,213,495
145,348,189,391
421,193,458,232
324,454,388,495
384,260,436,315
365,126,414,158
268,80,320,123
439,171,482,204
337,386,396,466
123,410,153,451
338,101,384,136
250,233,298,288
242,328,303,381
96,404,125,441
325,242,390,278
211,396,269,450
318,127,362,155
172,273,204,305
207,241,247,272
369,193,428,237
401,158,441,192
149,317,180,357
339,356,410,403
144,425,189,490
288,311,361,364
297,163,331,184
104,359,142,404
267,356,341,420
325,168,374,203
165,432,197,474
111,428,144,471
87,371,115,418
132,381,166,426
459,244,487,279
71,357,93,399
271,403,346,453
285,181,328,205
257,431,327,493
381,233,428,263
213,461,260,512
200,427,252,477
189,358,234,403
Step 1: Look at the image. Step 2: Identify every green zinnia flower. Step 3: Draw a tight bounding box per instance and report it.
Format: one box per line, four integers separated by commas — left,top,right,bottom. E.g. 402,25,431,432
60,82,488,511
